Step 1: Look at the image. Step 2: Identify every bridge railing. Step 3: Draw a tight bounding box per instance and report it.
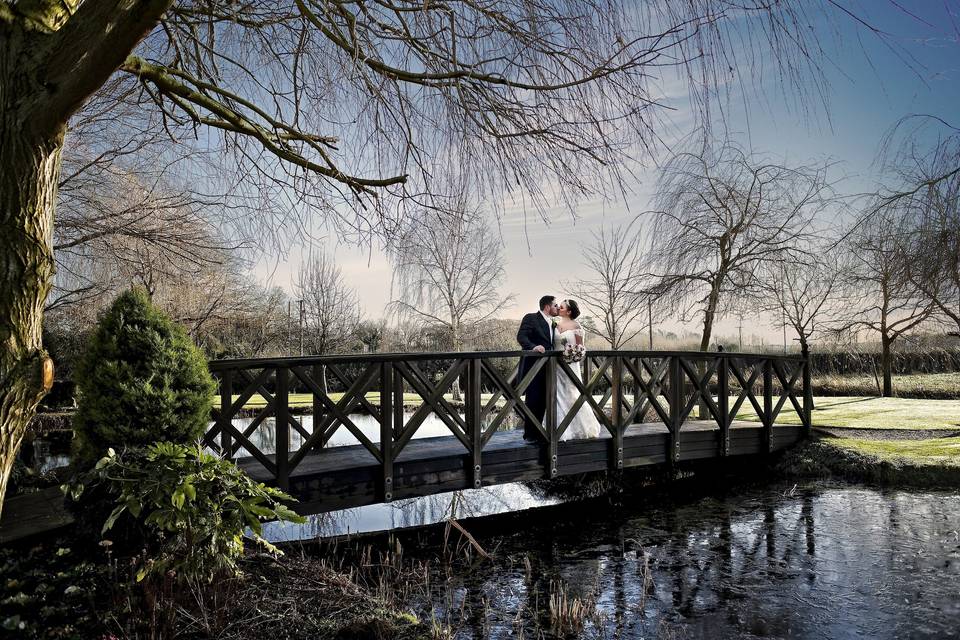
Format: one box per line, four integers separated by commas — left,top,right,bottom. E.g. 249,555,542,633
204,350,811,493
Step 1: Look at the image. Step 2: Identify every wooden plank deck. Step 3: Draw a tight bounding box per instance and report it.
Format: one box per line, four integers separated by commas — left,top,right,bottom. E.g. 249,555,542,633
237,421,804,515
0,486,74,544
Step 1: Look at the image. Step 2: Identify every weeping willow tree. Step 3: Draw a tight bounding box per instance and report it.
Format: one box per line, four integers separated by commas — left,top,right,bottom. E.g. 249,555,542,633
0,0,882,513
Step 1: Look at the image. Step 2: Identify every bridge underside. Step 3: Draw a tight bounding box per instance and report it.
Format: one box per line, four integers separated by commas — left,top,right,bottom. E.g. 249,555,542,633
237,422,803,515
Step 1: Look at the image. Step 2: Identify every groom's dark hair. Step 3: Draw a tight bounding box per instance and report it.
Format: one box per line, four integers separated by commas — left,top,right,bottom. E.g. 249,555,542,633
538,295,555,310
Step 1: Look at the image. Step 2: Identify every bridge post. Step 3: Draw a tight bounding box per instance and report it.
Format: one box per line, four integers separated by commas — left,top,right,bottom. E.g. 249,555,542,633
762,358,773,453
610,355,624,470
467,358,483,489
381,362,394,502
218,370,233,460
393,365,404,440
668,355,682,463
275,367,290,490
718,356,729,456
546,356,558,478
312,364,324,449
802,351,813,437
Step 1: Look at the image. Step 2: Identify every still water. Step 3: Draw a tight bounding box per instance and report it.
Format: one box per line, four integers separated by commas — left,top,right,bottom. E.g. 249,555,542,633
272,481,960,639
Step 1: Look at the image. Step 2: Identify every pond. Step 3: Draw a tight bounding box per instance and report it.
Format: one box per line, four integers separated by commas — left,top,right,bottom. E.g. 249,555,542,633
271,481,960,639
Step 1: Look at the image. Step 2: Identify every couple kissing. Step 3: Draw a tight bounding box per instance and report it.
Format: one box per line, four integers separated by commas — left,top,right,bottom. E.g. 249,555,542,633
516,295,602,443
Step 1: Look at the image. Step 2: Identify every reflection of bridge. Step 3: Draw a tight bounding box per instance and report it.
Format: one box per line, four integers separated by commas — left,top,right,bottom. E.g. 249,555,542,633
205,351,811,515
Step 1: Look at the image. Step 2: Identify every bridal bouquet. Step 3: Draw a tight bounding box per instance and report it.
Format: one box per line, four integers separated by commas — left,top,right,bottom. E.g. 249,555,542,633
562,342,586,363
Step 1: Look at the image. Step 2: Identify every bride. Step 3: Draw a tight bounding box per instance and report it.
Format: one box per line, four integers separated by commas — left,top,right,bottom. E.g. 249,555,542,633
554,300,603,441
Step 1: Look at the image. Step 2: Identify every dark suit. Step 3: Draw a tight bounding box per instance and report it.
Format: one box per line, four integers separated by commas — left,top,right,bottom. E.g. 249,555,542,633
516,311,554,440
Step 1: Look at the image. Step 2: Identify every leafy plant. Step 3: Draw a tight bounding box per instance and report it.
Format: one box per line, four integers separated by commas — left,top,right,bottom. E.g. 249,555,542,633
72,288,216,464
66,442,305,584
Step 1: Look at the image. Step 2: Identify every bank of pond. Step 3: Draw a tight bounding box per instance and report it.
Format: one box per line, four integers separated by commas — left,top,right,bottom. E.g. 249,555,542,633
3,443,960,639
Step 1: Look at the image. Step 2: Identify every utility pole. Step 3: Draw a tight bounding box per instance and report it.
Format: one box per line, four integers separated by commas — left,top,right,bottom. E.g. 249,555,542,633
287,300,292,353
648,298,654,350
298,299,305,356
738,314,743,351
781,262,788,354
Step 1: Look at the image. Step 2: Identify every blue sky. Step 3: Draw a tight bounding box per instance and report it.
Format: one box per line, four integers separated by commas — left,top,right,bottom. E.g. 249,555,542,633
255,1,960,344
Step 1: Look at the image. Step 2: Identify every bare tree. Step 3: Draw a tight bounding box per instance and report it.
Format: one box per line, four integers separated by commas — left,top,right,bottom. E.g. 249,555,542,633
0,0,905,512
568,220,657,349
838,205,934,397
294,251,362,392
389,206,513,400
877,115,960,210
761,251,843,357
200,286,292,358
896,136,960,336
644,145,832,352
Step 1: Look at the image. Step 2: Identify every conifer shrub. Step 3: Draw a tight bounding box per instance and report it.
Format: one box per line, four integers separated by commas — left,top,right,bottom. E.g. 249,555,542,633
72,288,215,464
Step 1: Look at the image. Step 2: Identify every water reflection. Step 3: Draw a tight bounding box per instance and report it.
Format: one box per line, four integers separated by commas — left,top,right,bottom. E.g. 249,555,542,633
264,482,562,540
393,484,960,638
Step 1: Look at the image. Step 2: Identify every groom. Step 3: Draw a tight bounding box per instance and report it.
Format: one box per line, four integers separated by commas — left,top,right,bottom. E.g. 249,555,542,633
516,295,559,442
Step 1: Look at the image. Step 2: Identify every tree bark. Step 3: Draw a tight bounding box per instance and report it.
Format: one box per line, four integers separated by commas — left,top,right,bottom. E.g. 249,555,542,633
0,58,62,517
881,335,893,397
0,0,174,519
450,314,463,403
700,280,722,352
698,281,722,418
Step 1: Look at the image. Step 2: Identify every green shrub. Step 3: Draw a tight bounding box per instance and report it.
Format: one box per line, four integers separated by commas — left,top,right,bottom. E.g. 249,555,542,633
72,288,216,464
66,442,305,584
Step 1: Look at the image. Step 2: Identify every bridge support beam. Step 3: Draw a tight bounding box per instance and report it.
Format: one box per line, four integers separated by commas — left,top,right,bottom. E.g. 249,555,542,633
275,367,290,490
610,355,624,471
718,357,730,456
668,356,682,463
467,358,483,489
802,351,813,436
380,362,394,502
218,370,233,460
546,357,558,478
762,359,773,454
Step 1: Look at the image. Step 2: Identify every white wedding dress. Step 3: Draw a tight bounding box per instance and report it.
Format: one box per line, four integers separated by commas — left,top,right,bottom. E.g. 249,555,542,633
554,328,603,441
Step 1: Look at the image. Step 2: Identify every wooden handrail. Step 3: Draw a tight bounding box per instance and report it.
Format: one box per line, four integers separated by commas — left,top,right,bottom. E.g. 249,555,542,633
208,349,806,371
203,350,810,490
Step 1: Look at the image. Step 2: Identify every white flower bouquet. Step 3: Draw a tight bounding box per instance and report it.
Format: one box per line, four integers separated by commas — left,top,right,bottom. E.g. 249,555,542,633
562,342,586,363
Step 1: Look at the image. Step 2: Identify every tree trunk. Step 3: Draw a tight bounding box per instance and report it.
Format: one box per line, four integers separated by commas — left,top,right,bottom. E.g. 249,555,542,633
0,106,61,517
698,282,722,418
800,336,815,410
450,318,463,403
881,335,893,397
700,282,721,352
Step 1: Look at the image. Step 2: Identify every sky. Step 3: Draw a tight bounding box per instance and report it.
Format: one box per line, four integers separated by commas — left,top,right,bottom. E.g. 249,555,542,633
253,1,960,346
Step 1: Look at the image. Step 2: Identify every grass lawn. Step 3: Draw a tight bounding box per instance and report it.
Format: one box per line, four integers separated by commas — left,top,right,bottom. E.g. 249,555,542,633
223,392,960,432
736,395,960,430
828,436,960,465
218,389,960,477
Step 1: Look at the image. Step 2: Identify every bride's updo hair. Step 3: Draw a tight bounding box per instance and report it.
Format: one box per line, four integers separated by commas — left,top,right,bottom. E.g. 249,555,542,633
564,299,581,320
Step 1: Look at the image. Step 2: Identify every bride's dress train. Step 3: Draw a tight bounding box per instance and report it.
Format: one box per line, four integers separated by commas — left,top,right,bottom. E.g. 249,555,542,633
555,328,603,441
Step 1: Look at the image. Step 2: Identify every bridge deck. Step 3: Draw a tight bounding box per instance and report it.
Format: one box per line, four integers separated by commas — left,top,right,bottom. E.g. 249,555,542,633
237,421,802,514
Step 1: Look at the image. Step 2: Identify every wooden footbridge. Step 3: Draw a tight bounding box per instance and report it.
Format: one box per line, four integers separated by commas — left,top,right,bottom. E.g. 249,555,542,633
204,351,811,515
